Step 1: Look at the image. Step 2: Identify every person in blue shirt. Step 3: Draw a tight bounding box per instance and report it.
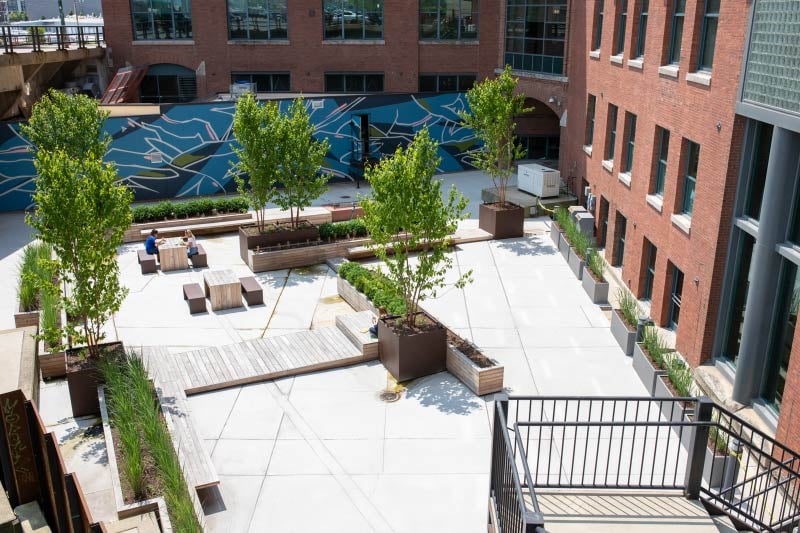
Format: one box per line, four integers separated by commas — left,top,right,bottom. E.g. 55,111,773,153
145,229,165,258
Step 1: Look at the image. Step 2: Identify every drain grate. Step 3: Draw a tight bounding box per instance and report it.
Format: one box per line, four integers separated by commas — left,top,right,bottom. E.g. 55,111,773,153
379,390,402,403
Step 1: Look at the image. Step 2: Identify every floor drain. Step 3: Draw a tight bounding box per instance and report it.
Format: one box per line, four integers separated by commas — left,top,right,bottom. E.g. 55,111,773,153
379,390,402,403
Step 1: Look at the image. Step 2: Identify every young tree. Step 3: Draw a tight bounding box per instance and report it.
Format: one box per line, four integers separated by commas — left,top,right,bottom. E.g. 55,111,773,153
231,93,280,232
272,98,330,229
360,128,471,329
27,151,132,358
459,65,531,206
21,88,110,160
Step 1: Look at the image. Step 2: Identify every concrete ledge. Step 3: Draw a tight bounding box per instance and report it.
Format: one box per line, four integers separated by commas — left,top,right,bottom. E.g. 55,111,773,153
671,213,692,235
628,58,644,70
589,49,601,59
686,71,712,87
583,145,593,157
227,39,290,45
132,40,195,45
618,172,631,187
646,194,663,213
658,64,679,78
610,54,623,65
322,40,385,45
602,159,614,173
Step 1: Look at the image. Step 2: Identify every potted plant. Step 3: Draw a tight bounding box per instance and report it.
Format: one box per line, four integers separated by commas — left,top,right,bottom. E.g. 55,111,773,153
632,325,670,395
361,128,472,382
549,207,565,249
232,95,329,261
559,210,589,280
612,288,640,355
24,93,132,417
582,249,609,304
14,242,53,328
460,66,531,239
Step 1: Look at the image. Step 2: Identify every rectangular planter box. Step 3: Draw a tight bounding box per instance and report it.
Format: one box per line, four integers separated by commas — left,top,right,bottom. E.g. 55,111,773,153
66,341,123,417
14,298,39,329
378,315,447,382
445,344,504,396
336,276,380,316
632,343,666,395
249,236,372,272
559,235,571,260
478,203,525,240
581,267,609,304
611,310,637,356
549,221,563,248
703,448,737,489
568,248,584,280
239,223,321,262
654,375,694,452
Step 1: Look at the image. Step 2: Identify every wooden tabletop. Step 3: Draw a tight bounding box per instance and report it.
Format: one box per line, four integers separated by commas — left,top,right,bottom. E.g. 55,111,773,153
203,269,238,287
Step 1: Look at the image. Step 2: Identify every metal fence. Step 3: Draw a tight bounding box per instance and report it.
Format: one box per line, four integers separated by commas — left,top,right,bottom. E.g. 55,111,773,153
0,24,104,53
492,395,800,533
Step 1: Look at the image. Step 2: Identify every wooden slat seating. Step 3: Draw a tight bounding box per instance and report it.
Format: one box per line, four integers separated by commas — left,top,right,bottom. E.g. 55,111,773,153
335,311,379,359
345,227,493,260
137,218,248,240
182,283,206,314
190,243,207,268
240,276,263,305
137,249,157,274
140,347,220,492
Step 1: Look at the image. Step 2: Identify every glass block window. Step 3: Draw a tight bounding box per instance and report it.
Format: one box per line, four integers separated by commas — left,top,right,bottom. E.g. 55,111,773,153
505,0,567,75
698,0,719,70
228,0,287,40
615,0,627,55
654,127,669,196
325,73,384,92
742,0,800,116
668,0,685,65
420,0,479,40
418,74,476,92
131,0,192,40
635,0,648,58
323,0,383,40
682,140,700,216
231,72,290,92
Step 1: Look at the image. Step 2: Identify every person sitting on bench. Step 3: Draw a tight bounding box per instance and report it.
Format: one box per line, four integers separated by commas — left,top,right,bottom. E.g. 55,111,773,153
145,229,165,258
369,307,388,337
185,229,199,258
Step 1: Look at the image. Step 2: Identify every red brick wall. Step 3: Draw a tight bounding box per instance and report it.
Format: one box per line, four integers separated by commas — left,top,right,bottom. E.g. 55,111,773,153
777,324,800,454
563,0,748,368
101,0,503,95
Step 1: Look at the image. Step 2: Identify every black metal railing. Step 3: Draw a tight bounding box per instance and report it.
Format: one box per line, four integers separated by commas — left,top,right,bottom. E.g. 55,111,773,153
493,395,800,533
1,24,104,53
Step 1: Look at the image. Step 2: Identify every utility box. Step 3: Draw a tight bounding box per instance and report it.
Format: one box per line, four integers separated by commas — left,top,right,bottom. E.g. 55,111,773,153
568,205,587,223
575,211,596,239
517,164,561,198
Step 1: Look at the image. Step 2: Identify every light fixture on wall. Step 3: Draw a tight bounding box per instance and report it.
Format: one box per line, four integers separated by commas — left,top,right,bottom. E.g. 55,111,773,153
548,96,561,107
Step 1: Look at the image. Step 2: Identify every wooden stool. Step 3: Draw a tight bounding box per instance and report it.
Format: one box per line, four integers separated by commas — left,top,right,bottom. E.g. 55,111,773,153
138,249,157,274
240,276,263,306
183,283,206,314
190,243,207,268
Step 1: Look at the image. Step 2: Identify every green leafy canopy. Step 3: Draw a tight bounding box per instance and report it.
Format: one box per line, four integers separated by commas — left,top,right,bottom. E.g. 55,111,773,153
360,127,472,327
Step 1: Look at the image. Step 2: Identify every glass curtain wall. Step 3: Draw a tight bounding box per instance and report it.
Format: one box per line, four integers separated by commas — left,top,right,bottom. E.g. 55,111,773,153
132,0,192,40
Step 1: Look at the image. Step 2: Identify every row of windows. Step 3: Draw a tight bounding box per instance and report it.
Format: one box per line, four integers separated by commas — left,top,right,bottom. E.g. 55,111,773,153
585,93,699,218
228,72,478,93
504,0,567,75
132,0,481,42
592,0,719,71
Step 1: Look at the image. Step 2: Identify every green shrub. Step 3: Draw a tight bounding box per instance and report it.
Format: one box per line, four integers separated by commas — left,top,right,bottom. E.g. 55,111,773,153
616,288,641,329
131,196,248,223
195,198,214,216
17,242,54,311
39,288,62,350
586,248,605,281
339,261,405,315
665,353,693,397
641,325,670,369
153,201,173,220
172,202,191,218
131,205,155,223
320,219,368,240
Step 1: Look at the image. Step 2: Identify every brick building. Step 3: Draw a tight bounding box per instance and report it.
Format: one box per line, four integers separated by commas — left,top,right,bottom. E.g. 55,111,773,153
101,0,800,448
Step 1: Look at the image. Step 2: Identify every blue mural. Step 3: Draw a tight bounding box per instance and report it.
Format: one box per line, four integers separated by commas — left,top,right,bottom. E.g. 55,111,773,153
0,92,480,212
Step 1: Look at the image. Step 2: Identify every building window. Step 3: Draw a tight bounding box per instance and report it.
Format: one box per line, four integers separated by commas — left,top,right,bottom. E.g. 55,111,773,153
642,239,657,300
420,0,479,40
418,74,476,93
140,64,197,103
722,232,755,366
599,196,610,248
131,0,192,40
635,0,648,58
681,140,699,216
593,0,604,50
505,0,567,75
668,264,684,329
668,0,685,65
323,0,383,40
623,112,636,173
228,0,287,40
698,0,719,70
765,260,799,411
231,72,290,92
606,104,618,161
615,0,627,55
518,135,560,160
744,122,773,221
615,212,627,267
586,94,596,147
653,127,669,196
325,73,384,92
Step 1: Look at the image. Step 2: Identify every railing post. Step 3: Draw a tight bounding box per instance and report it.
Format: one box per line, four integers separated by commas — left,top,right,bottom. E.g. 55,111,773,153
684,396,713,499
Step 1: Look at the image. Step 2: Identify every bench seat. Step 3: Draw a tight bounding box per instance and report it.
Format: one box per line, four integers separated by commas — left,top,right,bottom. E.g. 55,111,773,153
183,283,206,314
240,276,263,306
137,249,157,274
190,243,207,268
138,217,248,240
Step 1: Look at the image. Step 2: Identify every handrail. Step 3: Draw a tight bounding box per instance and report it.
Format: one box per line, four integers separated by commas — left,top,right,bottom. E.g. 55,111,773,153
1,24,105,53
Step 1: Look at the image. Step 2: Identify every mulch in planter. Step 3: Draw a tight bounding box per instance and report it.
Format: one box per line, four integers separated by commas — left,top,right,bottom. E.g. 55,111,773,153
382,313,442,336
66,342,125,371
446,329,495,369
483,201,520,212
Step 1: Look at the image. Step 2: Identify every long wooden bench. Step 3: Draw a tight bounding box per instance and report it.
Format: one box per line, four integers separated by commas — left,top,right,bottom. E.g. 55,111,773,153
335,311,379,359
138,218,248,240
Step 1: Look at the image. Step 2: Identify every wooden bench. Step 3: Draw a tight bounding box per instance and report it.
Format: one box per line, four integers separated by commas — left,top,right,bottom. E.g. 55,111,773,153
190,243,207,268
182,283,206,314
137,217,248,240
335,311,379,359
137,249,157,274
240,276,263,306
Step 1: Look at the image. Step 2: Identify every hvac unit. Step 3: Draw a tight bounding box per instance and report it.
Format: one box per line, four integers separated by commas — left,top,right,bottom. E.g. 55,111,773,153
230,82,256,100
517,163,561,198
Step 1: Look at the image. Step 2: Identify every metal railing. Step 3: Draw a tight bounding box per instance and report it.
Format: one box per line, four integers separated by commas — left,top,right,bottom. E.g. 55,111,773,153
493,395,800,533
1,24,104,53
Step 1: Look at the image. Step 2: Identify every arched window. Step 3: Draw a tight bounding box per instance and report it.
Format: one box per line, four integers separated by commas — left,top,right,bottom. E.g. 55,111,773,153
140,64,197,103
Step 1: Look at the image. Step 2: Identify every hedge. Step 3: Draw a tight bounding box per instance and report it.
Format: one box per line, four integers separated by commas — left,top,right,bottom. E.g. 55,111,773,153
131,197,249,223
338,261,405,315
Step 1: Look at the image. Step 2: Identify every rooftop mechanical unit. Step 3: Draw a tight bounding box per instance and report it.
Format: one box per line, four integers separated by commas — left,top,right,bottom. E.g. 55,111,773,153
517,163,561,198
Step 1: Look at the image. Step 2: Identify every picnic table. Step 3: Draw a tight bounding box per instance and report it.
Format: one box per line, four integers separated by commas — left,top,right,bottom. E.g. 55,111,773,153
160,237,188,272
203,269,242,311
